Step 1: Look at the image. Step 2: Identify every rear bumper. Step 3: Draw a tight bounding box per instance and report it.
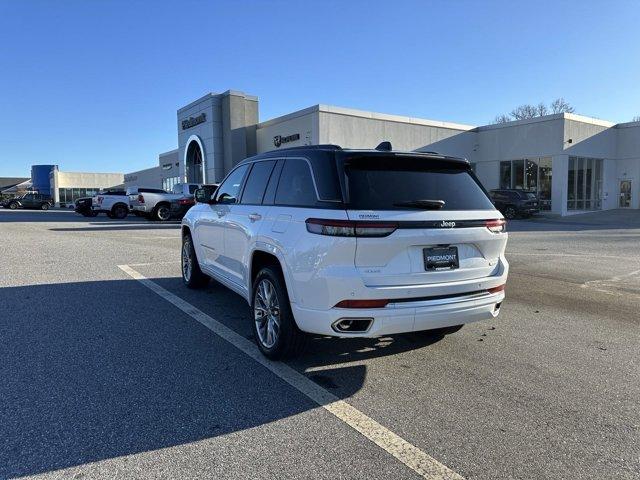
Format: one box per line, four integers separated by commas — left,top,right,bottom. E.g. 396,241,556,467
288,255,508,337
519,207,540,214
170,204,190,218
132,205,148,213
292,290,505,337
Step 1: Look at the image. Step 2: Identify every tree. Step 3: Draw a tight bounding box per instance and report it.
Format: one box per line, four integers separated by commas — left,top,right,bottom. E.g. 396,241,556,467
550,98,575,114
510,104,539,120
493,98,575,123
633,116,640,122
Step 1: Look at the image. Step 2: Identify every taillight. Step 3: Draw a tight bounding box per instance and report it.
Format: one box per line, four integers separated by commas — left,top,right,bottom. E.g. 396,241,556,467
178,198,195,206
306,218,397,237
486,219,506,233
488,284,505,294
335,299,390,308
97,196,103,205
138,194,144,203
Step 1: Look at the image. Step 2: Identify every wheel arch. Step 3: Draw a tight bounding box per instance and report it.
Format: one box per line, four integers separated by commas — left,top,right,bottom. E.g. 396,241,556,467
111,202,128,212
249,247,297,304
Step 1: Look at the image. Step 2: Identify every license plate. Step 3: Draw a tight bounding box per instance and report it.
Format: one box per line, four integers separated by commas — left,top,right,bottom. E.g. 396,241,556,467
424,246,459,271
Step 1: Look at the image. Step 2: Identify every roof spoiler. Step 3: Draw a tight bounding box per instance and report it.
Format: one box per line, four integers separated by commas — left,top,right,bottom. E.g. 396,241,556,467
375,141,392,151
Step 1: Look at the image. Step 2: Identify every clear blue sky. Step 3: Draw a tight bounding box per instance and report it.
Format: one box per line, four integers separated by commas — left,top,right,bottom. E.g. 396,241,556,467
1,0,639,176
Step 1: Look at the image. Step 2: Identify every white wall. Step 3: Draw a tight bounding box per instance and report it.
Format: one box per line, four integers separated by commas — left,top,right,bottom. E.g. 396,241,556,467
256,110,316,153
316,106,475,153
123,166,162,190
51,171,124,205
476,116,565,161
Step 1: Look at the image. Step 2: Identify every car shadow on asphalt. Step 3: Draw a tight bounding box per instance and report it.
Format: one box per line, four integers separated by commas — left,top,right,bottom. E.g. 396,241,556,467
0,277,443,478
49,225,181,232
150,275,446,397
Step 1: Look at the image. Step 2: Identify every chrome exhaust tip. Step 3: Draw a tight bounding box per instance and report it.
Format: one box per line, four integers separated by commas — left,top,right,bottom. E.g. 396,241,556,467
332,318,373,333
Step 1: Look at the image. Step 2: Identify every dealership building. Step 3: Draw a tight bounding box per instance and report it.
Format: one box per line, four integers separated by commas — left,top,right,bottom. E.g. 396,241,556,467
170,90,639,216
11,89,640,215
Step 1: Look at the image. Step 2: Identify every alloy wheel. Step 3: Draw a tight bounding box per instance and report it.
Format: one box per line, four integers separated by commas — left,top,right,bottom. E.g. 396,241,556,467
254,279,281,348
182,239,192,281
157,206,170,221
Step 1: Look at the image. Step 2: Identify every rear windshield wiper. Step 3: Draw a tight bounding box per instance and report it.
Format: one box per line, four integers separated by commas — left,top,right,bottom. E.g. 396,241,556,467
393,199,445,209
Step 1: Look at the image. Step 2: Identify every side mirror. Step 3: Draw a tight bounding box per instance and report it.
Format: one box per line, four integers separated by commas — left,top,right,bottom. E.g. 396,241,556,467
195,186,218,204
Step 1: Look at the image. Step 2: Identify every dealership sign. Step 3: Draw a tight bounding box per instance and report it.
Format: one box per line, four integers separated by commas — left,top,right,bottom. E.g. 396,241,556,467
181,113,206,130
273,133,300,147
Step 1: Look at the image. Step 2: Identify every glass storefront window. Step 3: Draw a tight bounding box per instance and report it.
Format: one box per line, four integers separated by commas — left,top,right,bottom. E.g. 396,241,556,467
538,157,552,211
512,160,524,189
162,176,180,191
500,161,511,189
499,158,552,210
567,156,602,211
525,159,538,192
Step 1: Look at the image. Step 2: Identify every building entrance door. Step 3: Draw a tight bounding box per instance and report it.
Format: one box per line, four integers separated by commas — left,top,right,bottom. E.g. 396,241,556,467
619,180,632,208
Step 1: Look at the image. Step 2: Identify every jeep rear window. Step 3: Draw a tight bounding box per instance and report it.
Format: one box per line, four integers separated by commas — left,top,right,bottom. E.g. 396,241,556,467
344,156,494,211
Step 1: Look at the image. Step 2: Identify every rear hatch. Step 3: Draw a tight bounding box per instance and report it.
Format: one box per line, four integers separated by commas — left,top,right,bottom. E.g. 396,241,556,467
341,153,506,287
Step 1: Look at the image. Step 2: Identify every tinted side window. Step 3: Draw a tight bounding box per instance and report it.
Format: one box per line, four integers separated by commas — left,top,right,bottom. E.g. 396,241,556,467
262,160,284,205
215,164,249,204
508,192,521,200
241,160,276,205
275,159,317,207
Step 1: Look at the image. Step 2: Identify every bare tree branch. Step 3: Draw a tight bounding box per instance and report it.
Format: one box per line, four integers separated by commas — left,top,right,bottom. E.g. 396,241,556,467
493,98,575,123
494,114,511,124
550,98,575,114
536,102,548,116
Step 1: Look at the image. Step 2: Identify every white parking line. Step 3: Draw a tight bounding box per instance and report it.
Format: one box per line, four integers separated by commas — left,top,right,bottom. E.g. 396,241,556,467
125,260,181,267
507,252,637,260
581,267,640,299
118,264,464,480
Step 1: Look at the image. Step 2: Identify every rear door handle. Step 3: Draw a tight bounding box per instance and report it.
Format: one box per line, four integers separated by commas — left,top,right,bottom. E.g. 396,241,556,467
248,213,262,222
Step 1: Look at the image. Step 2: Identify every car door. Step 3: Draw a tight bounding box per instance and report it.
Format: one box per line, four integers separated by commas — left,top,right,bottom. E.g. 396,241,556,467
194,164,249,278
22,194,35,208
224,159,278,289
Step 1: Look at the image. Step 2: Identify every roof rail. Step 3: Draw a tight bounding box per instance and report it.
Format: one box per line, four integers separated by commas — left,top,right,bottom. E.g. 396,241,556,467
272,144,342,152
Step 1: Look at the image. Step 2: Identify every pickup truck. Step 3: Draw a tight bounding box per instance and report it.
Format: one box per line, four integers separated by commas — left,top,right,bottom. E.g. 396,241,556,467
128,183,201,221
91,189,130,219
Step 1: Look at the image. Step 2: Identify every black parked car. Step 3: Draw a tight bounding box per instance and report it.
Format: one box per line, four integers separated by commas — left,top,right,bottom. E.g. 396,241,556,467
170,183,218,219
490,189,539,219
74,197,97,217
3,193,53,210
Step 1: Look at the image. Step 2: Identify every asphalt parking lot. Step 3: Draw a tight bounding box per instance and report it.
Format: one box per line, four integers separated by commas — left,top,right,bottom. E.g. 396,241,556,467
1,209,639,480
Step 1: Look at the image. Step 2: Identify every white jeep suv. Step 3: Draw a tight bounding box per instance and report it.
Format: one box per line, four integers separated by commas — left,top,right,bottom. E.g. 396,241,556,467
181,144,508,359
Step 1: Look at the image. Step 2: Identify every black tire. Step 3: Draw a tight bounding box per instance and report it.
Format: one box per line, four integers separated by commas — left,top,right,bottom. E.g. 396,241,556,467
153,203,171,221
9,202,18,210
90,210,98,217
40,203,49,210
112,203,128,220
181,233,209,289
251,266,307,360
503,206,517,219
